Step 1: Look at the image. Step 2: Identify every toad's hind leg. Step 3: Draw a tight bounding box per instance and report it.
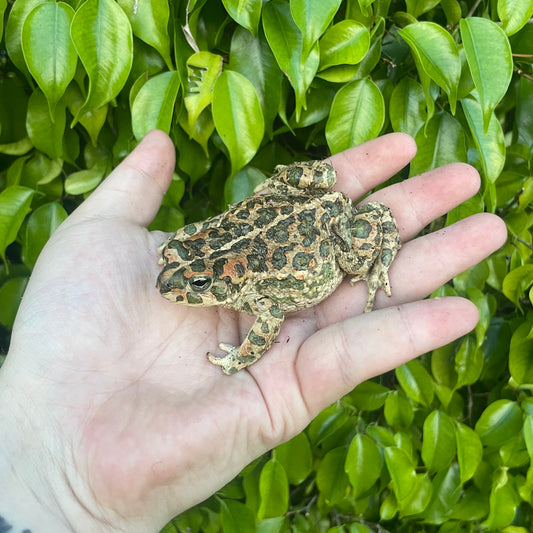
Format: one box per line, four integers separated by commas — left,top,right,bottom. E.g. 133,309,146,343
336,201,400,312
208,297,284,375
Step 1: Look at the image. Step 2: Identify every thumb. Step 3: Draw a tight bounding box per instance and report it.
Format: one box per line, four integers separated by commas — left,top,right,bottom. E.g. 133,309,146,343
71,130,176,227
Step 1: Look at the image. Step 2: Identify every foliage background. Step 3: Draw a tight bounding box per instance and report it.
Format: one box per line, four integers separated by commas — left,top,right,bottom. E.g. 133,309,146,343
1,0,533,531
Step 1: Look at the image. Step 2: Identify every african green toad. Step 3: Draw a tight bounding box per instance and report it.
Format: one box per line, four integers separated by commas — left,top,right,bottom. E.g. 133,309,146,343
157,160,401,375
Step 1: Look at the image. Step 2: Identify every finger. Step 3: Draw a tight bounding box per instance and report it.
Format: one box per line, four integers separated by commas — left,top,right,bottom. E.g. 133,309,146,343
72,130,175,227
328,132,417,198
363,162,481,241
298,297,478,415
320,212,507,319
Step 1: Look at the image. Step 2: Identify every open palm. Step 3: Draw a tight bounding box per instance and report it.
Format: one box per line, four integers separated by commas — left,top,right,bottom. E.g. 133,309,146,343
0,131,506,532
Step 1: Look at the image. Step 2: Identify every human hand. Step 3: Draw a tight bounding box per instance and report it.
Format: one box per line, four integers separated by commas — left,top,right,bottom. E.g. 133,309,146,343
0,131,506,532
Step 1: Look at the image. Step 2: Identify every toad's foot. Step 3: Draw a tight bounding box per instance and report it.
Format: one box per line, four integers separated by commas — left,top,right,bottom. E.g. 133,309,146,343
208,344,259,375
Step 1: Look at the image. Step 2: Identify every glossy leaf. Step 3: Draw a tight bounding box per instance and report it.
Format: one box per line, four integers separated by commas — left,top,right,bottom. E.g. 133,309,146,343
421,464,461,522
117,0,173,69
290,0,342,57
257,459,289,520
384,447,417,504
22,202,67,268
400,473,433,516
384,391,414,429
325,78,384,154
0,277,29,328
0,138,33,156
220,499,255,533
64,164,107,195
503,264,533,309
222,0,262,36
21,2,77,118
212,70,264,175
410,112,466,177
70,0,133,118
349,381,390,410
0,186,34,265
26,90,65,159
389,77,426,137
462,93,506,183
399,22,460,113
229,27,282,137
5,0,52,79
272,432,312,485
475,400,523,447
454,336,484,389
0,0,6,40
184,51,223,129
318,20,370,72
316,447,350,504
498,0,533,35
132,71,180,140
483,468,519,530
460,17,513,131
509,320,533,386
455,422,483,483
395,359,434,407
262,0,319,118
422,411,456,473
345,434,382,498
406,0,440,17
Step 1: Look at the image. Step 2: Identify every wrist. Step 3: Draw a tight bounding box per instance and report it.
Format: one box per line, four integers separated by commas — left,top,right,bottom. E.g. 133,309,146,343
0,364,112,532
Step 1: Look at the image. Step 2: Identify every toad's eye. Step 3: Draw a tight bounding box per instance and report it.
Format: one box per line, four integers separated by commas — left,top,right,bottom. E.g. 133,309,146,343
189,275,212,292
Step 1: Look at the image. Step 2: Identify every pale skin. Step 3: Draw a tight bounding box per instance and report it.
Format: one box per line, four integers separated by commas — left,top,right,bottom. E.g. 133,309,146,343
0,130,507,532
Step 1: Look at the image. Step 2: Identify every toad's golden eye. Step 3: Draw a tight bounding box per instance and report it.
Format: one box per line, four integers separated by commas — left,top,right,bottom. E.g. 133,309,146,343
189,275,212,292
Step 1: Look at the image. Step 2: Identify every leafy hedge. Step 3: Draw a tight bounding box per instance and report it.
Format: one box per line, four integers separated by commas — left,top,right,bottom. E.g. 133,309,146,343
1,0,533,531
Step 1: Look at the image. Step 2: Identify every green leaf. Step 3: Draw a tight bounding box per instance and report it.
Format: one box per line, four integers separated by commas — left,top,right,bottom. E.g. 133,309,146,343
483,468,519,530
0,0,7,40
461,93,506,183
318,20,370,72
0,277,29,328
384,447,417,504
389,77,426,137
349,380,390,411
184,51,223,130
509,319,533,386
384,391,414,429
290,0,342,57
117,0,173,69
222,0,262,36
420,464,461,522
503,264,533,309
272,432,312,485
325,78,384,154
70,0,133,118
220,499,256,533
212,70,265,176
454,336,484,389
421,411,456,473
132,71,180,140
316,446,350,505
5,0,52,80
64,163,107,195
229,27,282,138
0,186,34,265
262,0,320,119
395,359,434,407
22,202,67,268
399,22,460,114
26,89,66,159
406,0,440,17
410,112,466,177
345,434,382,498
460,17,513,132
498,0,533,35
21,2,77,118
455,422,483,483
257,459,289,520
475,400,523,447
0,137,33,156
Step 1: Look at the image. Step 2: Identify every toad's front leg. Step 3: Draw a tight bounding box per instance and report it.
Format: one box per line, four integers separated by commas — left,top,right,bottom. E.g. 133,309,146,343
207,296,284,375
